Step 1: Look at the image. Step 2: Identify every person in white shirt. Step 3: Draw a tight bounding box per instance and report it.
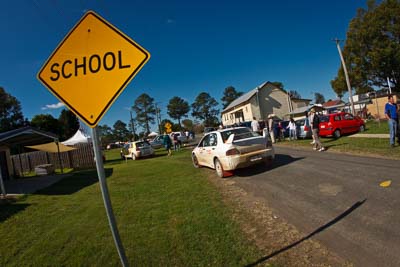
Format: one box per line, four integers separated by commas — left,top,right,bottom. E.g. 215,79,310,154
251,117,260,133
286,118,297,140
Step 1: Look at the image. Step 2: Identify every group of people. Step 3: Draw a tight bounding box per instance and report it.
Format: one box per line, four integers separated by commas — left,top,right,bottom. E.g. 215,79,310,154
161,132,181,156
252,109,326,152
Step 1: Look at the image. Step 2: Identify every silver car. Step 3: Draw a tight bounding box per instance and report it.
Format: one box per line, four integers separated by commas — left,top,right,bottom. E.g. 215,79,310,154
121,141,155,160
295,118,312,139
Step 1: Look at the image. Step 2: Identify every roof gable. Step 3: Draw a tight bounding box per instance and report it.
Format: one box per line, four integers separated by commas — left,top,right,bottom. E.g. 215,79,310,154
222,81,284,112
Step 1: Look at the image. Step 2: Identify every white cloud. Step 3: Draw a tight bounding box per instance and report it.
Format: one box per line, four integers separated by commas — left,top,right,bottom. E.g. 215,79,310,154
42,102,65,110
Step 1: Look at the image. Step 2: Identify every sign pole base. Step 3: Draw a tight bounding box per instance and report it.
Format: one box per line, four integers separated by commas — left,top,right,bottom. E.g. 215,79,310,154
91,127,129,267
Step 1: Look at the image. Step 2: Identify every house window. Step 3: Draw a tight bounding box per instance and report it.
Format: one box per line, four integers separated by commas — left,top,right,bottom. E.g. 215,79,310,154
245,106,248,112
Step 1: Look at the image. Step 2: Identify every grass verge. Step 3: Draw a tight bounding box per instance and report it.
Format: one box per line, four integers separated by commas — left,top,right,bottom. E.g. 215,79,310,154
362,120,389,134
278,135,400,159
0,148,265,266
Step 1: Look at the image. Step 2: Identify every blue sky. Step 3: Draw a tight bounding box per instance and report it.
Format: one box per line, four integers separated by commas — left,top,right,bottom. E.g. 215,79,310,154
0,0,368,132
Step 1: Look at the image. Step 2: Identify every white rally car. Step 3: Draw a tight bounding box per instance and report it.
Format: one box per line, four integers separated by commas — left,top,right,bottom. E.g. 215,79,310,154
192,127,275,177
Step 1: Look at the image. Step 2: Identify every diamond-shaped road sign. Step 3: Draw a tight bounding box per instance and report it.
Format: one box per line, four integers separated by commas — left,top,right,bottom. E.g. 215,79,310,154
38,11,150,127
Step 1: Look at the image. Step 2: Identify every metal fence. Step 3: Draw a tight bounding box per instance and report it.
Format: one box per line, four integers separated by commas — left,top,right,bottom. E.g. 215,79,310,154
11,143,96,176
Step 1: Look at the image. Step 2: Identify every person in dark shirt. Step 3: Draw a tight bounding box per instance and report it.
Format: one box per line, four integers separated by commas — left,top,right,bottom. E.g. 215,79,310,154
384,95,398,147
310,108,325,152
162,132,172,156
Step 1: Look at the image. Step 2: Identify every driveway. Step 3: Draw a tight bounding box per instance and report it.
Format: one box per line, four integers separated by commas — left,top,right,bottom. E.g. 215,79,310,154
233,145,400,267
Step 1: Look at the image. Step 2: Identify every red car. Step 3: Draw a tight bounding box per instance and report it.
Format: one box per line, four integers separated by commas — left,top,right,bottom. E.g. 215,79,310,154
319,112,365,138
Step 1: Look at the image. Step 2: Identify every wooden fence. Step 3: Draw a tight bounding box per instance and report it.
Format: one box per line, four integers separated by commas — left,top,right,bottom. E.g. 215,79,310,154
11,143,96,176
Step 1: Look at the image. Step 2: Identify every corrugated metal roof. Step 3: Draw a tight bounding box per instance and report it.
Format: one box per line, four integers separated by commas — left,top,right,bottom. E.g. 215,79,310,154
0,127,58,147
222,81,268,112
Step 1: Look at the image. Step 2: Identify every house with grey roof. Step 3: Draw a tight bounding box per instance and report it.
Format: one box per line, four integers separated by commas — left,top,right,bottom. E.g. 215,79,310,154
221,81,311,126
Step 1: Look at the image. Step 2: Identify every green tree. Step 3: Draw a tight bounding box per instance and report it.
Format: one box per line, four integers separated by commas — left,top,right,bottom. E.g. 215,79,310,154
289,90,301,99
182,119,194,130
167,96,190,128
314,92,326,104
98,124,115,146
0,87,25,133
58,109,79,140
31,114,59,134
113,120,129,141
331,0,400,95
191,92,219,127
270,81,284,90
221,86,243,109
132,93,156,135
160,119,180,132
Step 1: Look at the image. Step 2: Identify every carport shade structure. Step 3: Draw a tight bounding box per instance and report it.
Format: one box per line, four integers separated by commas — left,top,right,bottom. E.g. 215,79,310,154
0,127,59,197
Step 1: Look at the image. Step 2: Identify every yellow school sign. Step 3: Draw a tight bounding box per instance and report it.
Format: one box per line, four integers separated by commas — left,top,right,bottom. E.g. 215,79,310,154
38,11,150,127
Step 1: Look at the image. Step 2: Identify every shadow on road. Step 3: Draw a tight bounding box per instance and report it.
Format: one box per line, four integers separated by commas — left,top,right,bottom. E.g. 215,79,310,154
234,154,305,177
244,198,367,267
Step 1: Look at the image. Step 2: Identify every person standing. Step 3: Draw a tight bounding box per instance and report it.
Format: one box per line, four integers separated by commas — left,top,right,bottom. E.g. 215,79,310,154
286,118,297,141
310,108,325,151
162,132,172,156
251,117,260,133
308,111,315,145
384,95,398,147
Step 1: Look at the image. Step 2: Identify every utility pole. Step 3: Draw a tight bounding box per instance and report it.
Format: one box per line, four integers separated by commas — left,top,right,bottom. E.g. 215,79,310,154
334,38,355,116
129,110,136,141
155,103,162,134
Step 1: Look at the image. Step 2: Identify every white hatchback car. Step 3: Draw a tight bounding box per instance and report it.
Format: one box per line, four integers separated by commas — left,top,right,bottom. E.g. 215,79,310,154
121,141,155,160
192,127,275,177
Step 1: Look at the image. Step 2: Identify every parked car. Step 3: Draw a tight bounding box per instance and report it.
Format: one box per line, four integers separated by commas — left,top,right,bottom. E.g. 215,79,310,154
121,141,155,160
295,118,312,139
169,131,188,143
149,135,164,149
319,112,365,138
191,127,275,178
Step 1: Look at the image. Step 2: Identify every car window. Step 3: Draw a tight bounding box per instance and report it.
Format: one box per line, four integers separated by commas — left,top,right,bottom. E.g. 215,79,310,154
220,128,258,142
344,113,354,120
199,135,210,147
334,115,341,121
320,116,329,122
295,119,305,126
208,133,218,146
136,142,144,148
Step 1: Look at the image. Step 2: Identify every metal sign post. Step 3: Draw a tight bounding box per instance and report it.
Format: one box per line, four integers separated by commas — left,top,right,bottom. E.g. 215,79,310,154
37,10,150,265
0,166,6,198
91,127,129,267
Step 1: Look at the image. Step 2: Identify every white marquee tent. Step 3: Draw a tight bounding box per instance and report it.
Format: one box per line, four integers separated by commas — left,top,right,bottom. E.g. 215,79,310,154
62,129,91,145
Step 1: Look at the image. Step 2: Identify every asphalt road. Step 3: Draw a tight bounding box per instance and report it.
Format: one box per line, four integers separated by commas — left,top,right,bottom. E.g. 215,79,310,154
233,145,400,267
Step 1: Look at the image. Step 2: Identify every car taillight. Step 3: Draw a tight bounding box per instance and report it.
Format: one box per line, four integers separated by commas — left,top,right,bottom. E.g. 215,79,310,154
226,148,240,156
136,147,140,151
304,125,309,131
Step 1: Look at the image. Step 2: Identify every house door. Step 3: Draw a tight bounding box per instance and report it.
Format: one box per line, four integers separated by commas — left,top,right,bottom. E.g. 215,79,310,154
0,151,10,180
